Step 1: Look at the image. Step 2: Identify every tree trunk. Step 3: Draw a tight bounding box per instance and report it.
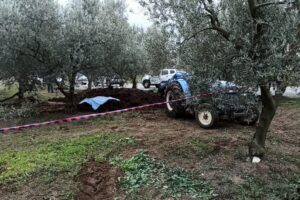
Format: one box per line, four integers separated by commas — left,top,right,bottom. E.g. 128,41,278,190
55,81,69,99
249,85,277,157
18,81,25,100
47,83,54,93
247,0,278,158
69,71,77,105
132,76,137,89
87,73,94,91
88,78,92,91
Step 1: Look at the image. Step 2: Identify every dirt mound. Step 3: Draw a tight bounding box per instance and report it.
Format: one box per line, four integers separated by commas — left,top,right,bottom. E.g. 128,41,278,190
50,88,163,112
75,161,123,200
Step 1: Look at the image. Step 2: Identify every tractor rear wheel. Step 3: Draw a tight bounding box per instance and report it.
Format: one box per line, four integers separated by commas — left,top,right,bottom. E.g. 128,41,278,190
165,83,185,118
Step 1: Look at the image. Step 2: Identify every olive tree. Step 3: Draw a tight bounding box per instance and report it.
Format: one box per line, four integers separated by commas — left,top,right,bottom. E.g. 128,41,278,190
140,0,300,158
51,0,130,102
0,0,149,102
121,27,148,89
0,0,60,100
54,0,106,101
144,26,175,73
94,0,130,85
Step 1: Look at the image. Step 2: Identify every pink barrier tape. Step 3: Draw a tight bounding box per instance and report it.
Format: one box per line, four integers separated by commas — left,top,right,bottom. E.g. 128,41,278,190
0,91,217,133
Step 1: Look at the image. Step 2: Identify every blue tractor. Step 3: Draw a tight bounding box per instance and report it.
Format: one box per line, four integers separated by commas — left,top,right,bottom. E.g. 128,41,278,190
159,72,259,128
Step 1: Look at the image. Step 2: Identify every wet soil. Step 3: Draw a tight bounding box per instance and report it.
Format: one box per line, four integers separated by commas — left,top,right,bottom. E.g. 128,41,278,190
73,107,300,199
75,160,123,200
0,105,299,200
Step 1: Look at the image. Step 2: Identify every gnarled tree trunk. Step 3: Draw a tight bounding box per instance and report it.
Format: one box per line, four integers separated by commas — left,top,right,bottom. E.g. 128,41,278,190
69,70,77,105
18,80,25,100
87,74,93,91
55,80,70,99
249,85,277,157
247,0,278,158
132,76,137,89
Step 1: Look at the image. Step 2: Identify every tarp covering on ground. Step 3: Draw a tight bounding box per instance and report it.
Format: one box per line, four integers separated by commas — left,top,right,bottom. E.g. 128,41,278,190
79,96,120,110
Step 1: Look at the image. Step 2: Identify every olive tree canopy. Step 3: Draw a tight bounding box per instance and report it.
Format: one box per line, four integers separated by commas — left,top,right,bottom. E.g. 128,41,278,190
0,0,150,102
0,0,60,100
140,0,300,157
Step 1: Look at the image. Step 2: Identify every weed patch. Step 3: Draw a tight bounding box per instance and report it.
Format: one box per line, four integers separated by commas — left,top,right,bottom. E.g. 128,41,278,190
0,102,39,121
235,175,300,200
0,83,18,100
164,140,217,161
191,140,216,154
110,151,215,199
0,133,127,184
279,98,300,108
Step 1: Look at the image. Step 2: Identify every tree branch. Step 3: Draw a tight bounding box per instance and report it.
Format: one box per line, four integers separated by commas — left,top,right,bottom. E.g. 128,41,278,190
211,24,231,41
179,27,214,45
18,49,46,64
248,0,257,18
55,80,70,99
256,0,293,9
202,1,231,41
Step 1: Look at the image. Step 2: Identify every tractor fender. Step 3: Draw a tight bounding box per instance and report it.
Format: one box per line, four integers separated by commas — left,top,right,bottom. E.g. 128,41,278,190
176,79,192,98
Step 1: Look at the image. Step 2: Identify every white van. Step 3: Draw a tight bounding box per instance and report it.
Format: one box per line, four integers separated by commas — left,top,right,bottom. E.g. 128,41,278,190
142,69,185,88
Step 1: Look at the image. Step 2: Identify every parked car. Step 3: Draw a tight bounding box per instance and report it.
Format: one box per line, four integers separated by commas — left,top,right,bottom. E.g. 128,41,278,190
94,76,108,87
142,69,187,89
106,76,126,87
161,72,259,128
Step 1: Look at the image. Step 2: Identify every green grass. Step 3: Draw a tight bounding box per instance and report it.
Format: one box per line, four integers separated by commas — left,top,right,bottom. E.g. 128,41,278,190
235,176,300,200
110,151,215,199
0,82,63,102
35,89,64,101
164,139,217,162
280,98,300,108
0,133,127,183
191,140,215,154
0,82,18,100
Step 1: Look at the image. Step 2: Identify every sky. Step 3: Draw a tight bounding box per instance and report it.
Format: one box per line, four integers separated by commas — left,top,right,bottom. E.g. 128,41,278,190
57,0,152,28
126,0,152,28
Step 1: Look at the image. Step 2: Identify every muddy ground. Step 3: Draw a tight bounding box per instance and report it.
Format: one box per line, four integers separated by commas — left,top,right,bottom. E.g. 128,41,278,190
75,161,123,200
72,107,299,199
0,93,299,199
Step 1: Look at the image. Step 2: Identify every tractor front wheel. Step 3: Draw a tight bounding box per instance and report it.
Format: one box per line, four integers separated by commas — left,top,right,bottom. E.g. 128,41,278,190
195,103,218,128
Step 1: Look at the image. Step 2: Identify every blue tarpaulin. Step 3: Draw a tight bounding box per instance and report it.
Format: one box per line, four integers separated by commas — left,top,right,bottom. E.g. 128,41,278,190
79,96,120,110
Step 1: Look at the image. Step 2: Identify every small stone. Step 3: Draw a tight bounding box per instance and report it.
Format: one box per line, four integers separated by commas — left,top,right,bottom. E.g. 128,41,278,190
232,176,244,184
252,156,261,163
